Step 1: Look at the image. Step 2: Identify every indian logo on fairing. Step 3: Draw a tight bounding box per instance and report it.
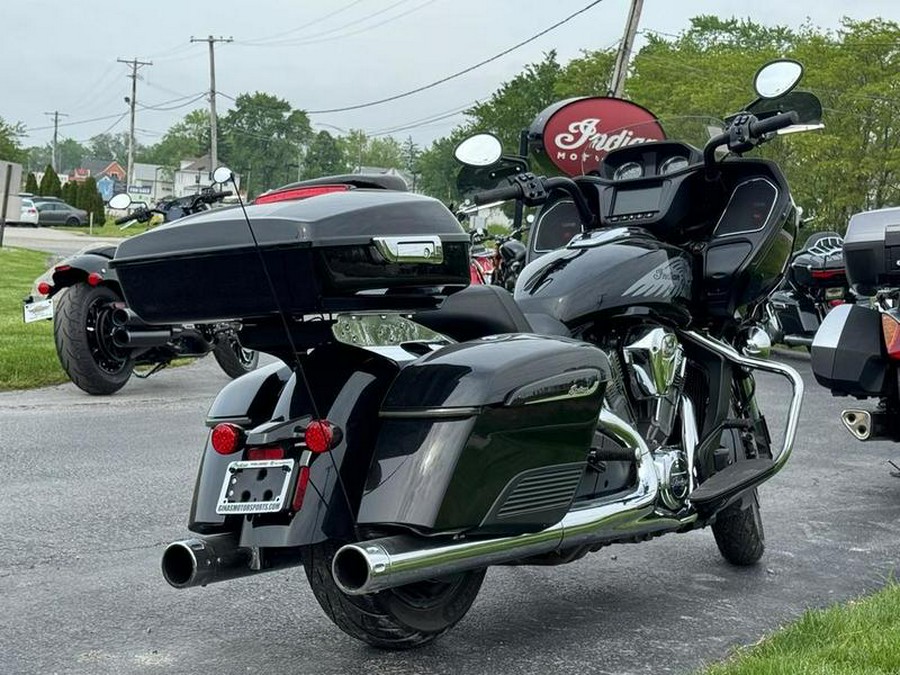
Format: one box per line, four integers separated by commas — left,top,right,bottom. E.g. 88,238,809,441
530,97,666,176
623,257,692,299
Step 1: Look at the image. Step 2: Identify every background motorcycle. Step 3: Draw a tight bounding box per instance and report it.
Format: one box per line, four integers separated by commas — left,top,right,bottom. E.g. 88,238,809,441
766,231,851,349
812,207,900,455
22,189,259,395
114,61,819,649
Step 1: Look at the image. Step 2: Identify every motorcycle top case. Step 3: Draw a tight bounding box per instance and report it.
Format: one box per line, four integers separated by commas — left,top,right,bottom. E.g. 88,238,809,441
110,190,471,323
789,250,847,289
843,207,900,296
358,334,610,536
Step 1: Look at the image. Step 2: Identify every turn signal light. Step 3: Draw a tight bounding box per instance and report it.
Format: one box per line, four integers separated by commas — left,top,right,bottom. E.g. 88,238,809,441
211,423,244,455
882,314,900,361
304,420,339,453
87,272,103,286
36,281,52,296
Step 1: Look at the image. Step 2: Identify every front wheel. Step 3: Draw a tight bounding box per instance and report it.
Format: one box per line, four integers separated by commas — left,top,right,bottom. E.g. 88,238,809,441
712,489,765,566
303,541,486,649
53,284,135,394
211,332,259,378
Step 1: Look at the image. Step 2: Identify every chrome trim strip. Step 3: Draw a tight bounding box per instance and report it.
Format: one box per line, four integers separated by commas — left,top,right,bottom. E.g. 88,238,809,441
680,395,699,494
331,409,669,595
678,330,803,479
379,407,481,419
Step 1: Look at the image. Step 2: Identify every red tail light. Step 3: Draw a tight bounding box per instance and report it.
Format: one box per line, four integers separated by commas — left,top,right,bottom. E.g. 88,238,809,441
292,466,311,510
828,299,845,308
36,281,52,296
883,314,900,361
87,272,103,286
253,184,351,205
246,446,284,461
54,264,71,273
305,420,338,453
810,268,846,280
211,423,244,455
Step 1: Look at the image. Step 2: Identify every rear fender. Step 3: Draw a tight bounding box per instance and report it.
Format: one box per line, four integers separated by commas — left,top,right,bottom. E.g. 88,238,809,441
49,252,119,296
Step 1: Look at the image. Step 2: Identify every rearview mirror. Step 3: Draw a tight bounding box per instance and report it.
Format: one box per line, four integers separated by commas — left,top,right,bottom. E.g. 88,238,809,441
212,166,234,184
108,193,131,209
454,134,503,167
753,59,803,99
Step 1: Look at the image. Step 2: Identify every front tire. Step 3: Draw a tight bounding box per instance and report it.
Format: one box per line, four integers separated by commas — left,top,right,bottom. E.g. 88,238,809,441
304,541,485,649
54,284,134,395
712,489,765,566
211,333,259,378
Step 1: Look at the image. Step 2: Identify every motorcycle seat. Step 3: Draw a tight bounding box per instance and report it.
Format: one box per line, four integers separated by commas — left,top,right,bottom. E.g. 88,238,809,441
413,285,570,342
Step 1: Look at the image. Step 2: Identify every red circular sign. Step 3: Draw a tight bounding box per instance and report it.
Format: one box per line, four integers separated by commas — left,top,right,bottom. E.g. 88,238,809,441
533,97,666,176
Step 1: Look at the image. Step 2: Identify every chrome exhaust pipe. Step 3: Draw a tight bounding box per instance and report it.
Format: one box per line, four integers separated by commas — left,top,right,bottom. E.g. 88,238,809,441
161,534,303,589
332,409,673,596
782,335,814,348
840,409,897,442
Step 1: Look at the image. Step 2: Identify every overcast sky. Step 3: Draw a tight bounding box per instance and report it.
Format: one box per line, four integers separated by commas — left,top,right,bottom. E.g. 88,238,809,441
6,0,899,151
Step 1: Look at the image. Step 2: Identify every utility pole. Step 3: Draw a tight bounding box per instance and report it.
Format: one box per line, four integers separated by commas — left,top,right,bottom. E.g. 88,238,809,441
609,0,644,98
117,57,152,189
191,35,233,177
43,111,69,172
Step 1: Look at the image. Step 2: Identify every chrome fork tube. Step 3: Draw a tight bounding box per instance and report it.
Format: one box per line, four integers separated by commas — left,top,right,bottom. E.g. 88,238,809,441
680,395,699,493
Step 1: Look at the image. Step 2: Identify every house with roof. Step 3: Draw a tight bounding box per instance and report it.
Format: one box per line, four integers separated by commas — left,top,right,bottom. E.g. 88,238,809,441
174,155,240,197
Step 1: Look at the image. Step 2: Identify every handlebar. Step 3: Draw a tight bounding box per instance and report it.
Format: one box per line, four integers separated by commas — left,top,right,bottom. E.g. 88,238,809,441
748,111,799,137
114,213,134,225
472,184,522,205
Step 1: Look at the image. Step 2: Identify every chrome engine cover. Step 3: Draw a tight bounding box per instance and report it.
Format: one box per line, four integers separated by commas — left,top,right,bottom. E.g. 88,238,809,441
653,447,690,511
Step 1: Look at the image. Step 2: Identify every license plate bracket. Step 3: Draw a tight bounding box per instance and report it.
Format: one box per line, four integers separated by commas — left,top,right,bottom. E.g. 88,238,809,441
216,459,295,515
23,298,53,323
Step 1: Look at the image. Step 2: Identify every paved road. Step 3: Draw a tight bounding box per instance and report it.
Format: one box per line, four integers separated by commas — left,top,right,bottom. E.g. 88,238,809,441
2,352,900,675
1,225,122,258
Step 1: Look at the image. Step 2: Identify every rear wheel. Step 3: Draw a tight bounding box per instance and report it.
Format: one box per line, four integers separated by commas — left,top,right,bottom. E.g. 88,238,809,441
211,332,259,378
54,284,134,394
65,216,79,226
304,541,485,649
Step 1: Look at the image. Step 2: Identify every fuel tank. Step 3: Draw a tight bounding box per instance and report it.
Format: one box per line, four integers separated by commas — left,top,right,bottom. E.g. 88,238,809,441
514,227,693,327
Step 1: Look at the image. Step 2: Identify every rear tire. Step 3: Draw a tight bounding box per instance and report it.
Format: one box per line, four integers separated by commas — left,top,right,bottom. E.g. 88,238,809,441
54,284,134,395
211,333,259,378
65,216,79,226
712,489,766,566
304,541,485,649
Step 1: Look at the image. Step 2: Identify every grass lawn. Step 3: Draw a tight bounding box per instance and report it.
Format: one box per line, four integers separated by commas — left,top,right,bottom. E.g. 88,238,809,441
52,219,155,238
702,583,900,674
0,247,67,390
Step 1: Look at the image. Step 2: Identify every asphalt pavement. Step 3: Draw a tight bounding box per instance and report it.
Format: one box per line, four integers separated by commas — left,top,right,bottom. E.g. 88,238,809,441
1,224,122,258
2,351,900,675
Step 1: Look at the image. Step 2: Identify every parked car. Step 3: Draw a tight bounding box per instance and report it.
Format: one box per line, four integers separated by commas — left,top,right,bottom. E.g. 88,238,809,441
35,201,88,226
19,198,39,226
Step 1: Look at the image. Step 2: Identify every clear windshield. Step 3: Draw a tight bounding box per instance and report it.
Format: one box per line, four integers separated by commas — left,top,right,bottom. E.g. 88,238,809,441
579,115,725,176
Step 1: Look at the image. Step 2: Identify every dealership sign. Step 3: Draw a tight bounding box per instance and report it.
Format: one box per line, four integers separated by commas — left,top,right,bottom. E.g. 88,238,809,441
529,97,666,176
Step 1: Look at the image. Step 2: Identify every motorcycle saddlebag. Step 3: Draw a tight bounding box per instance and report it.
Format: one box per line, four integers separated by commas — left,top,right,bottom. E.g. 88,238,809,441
110,190,470,323
358,334,610,536
843,207,900,296
810,303,891,397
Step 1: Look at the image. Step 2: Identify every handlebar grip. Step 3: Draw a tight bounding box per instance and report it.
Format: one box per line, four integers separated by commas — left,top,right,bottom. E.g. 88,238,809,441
472,183,522,205
749,111,800,137
114,214,133,225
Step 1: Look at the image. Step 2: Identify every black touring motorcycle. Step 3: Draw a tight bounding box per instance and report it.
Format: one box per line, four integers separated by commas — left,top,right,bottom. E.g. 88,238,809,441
112,61,819,648
22,189,259,395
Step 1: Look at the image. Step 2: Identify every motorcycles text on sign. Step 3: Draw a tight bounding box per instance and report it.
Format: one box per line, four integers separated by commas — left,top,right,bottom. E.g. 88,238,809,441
112,61,820,647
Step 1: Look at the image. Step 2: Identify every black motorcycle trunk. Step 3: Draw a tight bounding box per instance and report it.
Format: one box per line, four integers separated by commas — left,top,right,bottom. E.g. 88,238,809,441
110,191,471,324
789,251,847,289
359,334,610,535
843,207,900,296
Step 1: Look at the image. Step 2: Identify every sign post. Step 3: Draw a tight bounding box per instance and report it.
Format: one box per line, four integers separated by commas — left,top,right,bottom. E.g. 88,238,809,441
0,162,14,249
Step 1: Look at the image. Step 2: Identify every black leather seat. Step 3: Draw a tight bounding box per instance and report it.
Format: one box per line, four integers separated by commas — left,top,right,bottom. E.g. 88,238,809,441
414,285,569,342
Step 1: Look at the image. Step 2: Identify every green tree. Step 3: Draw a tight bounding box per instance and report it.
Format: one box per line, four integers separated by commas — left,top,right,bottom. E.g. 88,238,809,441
61,180,78,206
302,130,348,179
87,132,130,164
38,165,61,197
219,92,312,196
339,130,405,171
417,132,469,203
0,117,25,164
56,138,87,173
24,172,38,194
78,176,105,225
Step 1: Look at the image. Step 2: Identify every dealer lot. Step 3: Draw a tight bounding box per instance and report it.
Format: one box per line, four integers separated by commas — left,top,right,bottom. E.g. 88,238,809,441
1,352,898,675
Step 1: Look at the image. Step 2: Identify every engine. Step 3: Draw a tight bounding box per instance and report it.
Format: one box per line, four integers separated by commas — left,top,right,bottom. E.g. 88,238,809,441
621,326,690,511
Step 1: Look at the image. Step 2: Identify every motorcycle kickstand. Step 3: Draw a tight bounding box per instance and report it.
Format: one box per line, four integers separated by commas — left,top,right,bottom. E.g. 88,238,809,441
133,362,168,379
887,459,900,478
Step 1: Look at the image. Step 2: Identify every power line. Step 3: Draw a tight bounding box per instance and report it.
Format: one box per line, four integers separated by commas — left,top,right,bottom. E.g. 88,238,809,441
238,0,367,46
305,0,606,114
136,92,208,112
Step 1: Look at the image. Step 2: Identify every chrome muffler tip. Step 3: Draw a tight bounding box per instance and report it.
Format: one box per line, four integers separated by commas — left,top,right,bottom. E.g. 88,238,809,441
842,410,872,441
332,543,391,596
